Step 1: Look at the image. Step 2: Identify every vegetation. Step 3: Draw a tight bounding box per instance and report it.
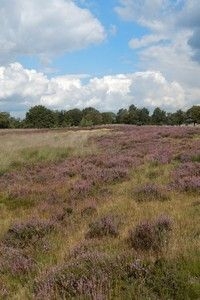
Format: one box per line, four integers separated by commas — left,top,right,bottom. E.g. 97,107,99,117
0,125,199,299
1,104,200,129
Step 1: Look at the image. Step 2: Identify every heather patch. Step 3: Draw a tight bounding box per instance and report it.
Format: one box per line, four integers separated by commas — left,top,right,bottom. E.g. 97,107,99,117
34,251,115,299
69,179,94,199
86,215,120,239
0,245,35,275
3,219,55,249
170,162,200,192
133,184,170,202
128,215,172,252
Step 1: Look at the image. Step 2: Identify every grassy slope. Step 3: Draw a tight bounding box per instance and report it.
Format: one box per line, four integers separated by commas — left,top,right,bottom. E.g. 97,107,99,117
0,126,199,299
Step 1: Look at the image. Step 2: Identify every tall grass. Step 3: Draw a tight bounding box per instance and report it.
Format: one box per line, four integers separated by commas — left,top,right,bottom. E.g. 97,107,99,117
0,129,108,174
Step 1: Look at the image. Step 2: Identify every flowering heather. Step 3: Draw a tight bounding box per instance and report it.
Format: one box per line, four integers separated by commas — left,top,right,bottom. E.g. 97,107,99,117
3,219,55,248
86,215,120,239
134,184,170,202
69,179,94,198
171,176,200,192
2,125,198,202
34,251,113,299
0,245,35,275
128,215,172,252
127,259,149,279
170,162,200,192
0,125,199,298
172,162,200,178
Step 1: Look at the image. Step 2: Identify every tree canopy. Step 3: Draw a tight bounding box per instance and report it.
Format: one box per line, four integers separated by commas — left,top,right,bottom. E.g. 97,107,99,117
1,104,200,129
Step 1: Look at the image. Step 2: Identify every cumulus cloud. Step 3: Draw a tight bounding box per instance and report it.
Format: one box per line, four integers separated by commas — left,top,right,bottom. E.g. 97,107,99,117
0,0,105,62
116,0,200,96
177,0,200,62
2,63,199,116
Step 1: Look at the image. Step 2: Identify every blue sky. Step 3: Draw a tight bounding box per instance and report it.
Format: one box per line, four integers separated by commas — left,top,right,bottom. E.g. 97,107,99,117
0,0,200,116
18,0,145,76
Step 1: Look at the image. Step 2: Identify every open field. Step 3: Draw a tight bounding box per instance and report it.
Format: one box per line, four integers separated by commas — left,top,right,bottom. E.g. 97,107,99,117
0,125,199,299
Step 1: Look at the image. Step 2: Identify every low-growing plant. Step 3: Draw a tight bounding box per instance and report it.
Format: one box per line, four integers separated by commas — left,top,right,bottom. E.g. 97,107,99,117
0,245,35,275
70,179,94,199
126,259,149,279
34,251,114,299
3,219,55,248
128,215,172,252
86,215,120,239
133,184,170,202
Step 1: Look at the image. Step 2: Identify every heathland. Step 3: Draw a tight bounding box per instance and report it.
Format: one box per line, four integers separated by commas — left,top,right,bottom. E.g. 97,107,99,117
0,125,199,299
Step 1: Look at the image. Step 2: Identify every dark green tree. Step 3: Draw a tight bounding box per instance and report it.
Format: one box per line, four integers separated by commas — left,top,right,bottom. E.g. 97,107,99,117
0,112,11,128
25,105,56,128
151,107,167,125
9,117,23,128
116,108,129,124
186,105,200,125
128,105,139,124
63,109,83,126
169,109,186,125
81,107,102,125
101,112,116,124
137,107,150,125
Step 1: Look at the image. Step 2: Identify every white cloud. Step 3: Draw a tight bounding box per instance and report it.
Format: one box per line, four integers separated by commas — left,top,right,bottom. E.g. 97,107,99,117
115,0,178,31
129,34,167,49
116,0,200,103
1,63,199,116
0,0,106,62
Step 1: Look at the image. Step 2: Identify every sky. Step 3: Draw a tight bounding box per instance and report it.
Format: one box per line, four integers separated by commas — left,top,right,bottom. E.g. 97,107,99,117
0,0,200,117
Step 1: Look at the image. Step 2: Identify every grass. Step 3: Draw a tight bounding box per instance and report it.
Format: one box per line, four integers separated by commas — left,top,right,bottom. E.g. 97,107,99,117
0,128,108,174
0,125,199,299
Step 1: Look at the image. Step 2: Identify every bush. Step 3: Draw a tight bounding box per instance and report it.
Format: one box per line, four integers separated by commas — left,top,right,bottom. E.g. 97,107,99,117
0,246,35,275
34,251,114,299
128,215,172,252
86,215,119,239
134,184,170,202
3,219,55,248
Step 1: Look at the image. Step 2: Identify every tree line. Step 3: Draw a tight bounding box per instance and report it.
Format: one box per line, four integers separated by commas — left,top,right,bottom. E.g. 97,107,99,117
0,104,200,129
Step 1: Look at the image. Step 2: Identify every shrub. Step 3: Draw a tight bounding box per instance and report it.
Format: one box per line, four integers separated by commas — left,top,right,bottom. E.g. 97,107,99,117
3,219,55,248
128,215,172,252
70,179,93,198
34,251,113,299
134,184,170,202
126,259,149,279
0,246,35,275
170,176,200,192
86,215,119,239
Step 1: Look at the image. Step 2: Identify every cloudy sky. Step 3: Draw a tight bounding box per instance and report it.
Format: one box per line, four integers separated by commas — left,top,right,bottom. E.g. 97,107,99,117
0,0,200,116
